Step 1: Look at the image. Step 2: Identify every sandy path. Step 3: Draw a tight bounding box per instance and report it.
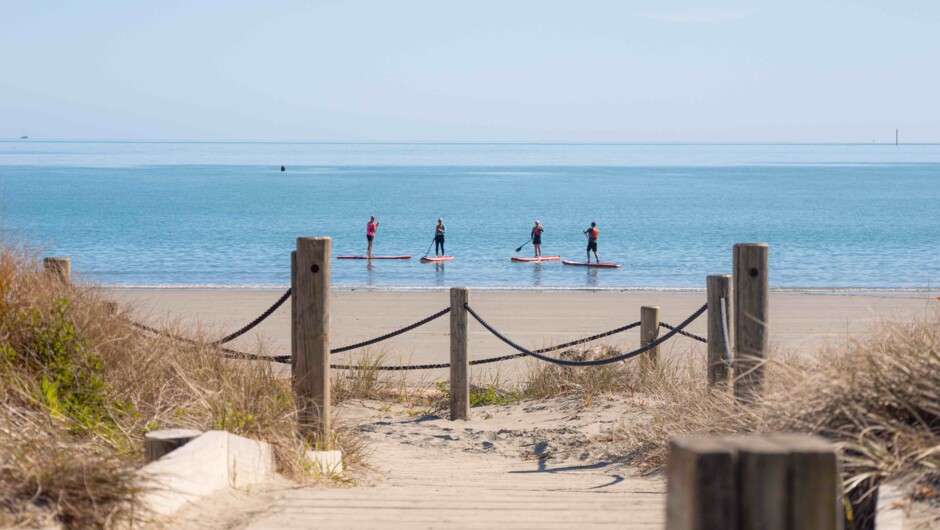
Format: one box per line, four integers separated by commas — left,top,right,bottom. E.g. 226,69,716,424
169,396,666,529
243,445,664,529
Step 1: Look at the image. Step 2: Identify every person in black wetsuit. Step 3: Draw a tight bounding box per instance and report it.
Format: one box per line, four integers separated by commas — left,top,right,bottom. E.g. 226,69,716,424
434,218,446,256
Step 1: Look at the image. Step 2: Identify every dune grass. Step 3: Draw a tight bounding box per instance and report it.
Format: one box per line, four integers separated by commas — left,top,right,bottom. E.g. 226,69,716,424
0,244,363,528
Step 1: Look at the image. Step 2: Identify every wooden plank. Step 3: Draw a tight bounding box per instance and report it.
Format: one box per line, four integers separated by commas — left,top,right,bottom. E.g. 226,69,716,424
666,437,737,530
449,287,470,420
706,275,732,387
733,243,769,402
294,237,332,442
144,428,202,461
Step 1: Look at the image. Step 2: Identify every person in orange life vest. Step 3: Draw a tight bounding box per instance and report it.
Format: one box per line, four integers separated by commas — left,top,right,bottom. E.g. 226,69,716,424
531,220,544,257
583,221,600,263
366,216,379,258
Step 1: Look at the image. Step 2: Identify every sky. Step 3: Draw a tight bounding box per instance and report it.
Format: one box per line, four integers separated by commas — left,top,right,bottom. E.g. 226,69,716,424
1,0,938,142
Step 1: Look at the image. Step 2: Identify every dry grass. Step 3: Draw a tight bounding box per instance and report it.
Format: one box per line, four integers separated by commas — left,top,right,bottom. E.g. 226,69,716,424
599,313,940,512
331,349,437,406
0,244,363,528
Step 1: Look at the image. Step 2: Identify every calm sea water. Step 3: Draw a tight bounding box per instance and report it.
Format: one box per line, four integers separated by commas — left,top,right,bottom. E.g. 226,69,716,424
1,141,938,289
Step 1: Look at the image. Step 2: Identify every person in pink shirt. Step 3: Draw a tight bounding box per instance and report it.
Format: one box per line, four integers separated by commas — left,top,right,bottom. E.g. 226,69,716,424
366,216,379,258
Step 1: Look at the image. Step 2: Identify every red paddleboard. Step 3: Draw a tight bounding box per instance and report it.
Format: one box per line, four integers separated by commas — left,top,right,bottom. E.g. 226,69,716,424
420,256,454,262
562,260,621,269
511,256,561,262
337,255,412,260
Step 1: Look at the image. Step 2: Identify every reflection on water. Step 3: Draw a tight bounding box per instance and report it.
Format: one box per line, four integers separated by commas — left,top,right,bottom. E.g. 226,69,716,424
585,267,598,288
531,262,543,287
364,259,378,285
433,262,446,286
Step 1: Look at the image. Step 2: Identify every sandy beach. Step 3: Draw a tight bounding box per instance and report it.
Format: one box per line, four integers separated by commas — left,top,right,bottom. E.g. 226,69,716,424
104,288,940,529
109,288,937,380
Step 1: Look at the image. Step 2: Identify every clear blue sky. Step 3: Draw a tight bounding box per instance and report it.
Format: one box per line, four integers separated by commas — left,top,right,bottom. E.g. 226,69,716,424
2,1,938,142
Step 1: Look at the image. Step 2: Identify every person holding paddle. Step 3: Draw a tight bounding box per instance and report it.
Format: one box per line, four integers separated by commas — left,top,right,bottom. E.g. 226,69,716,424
583,221,600,263
366,215,379,258
531,220,544,257
434,218,446,256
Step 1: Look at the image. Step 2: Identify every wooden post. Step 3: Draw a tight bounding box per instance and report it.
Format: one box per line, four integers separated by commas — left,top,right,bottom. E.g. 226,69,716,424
667,434,841,530
641,305,660,367
293,237,331,443
291,251,298,375
769,434,842,530
733,243,769,402
449,287,470,420
144,429,202,462
731,437,790,530
706,275,732,387
43,257,71,285
666,437,738,530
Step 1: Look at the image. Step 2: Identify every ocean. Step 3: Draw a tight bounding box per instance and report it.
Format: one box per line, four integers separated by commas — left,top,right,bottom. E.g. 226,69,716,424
1,141,938,290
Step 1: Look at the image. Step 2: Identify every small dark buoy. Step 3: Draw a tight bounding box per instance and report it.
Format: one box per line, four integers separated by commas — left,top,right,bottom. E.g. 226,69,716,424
280,165,286,172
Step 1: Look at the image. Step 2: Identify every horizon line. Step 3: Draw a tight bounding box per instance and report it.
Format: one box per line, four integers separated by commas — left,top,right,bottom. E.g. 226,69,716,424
3,139,938,146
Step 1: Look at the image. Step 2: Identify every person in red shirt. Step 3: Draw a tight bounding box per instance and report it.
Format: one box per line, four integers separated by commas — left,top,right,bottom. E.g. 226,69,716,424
366,216,379,258
531,220,544,257
583,221,599,263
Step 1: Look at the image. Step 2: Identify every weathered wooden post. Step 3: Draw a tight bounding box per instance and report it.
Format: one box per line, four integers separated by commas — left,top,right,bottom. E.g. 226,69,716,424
293,237,331,442
733,243,768,402
640,305,660,368
706,275,732,386
666,437,738,530
43,257,71,285
291,251,298,374
449,287,470,420
666,434,841,530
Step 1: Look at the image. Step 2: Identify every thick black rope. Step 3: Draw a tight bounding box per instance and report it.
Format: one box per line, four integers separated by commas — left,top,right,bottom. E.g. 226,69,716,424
326,318,644,370
130,289,291,346
331,307,451,353
465,303,708,367
531,321,641,353
719,296,734,367
659,321,707,343
217,288,291,344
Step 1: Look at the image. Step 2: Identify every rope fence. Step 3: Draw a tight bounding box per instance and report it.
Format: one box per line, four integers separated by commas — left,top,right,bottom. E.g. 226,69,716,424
464,303,708,367
659,321,707,343
331,307,451,353
131,288,710,371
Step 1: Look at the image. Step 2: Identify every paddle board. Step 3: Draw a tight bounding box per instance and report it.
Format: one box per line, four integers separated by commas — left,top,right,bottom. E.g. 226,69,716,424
337,255,412,260
420,256,454,262
562,260,621,269
511,256,561,262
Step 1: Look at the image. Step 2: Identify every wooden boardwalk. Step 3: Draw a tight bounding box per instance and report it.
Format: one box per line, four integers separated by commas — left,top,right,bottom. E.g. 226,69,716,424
243,440,665,529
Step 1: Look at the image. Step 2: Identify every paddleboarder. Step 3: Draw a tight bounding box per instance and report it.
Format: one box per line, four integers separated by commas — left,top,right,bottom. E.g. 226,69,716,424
434,218,446,256
583,221,600,263
366,216,379,258
531,220,544,257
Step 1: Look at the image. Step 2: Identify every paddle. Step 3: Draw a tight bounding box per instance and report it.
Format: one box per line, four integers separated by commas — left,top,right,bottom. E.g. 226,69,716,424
423,238,435,258
514,238,532,252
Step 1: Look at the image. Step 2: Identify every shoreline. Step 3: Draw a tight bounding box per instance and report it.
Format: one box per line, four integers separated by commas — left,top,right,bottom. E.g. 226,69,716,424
100,283,939,295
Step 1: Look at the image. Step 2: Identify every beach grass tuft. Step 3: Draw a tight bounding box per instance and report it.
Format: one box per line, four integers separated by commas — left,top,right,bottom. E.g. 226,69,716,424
0,243,363,528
